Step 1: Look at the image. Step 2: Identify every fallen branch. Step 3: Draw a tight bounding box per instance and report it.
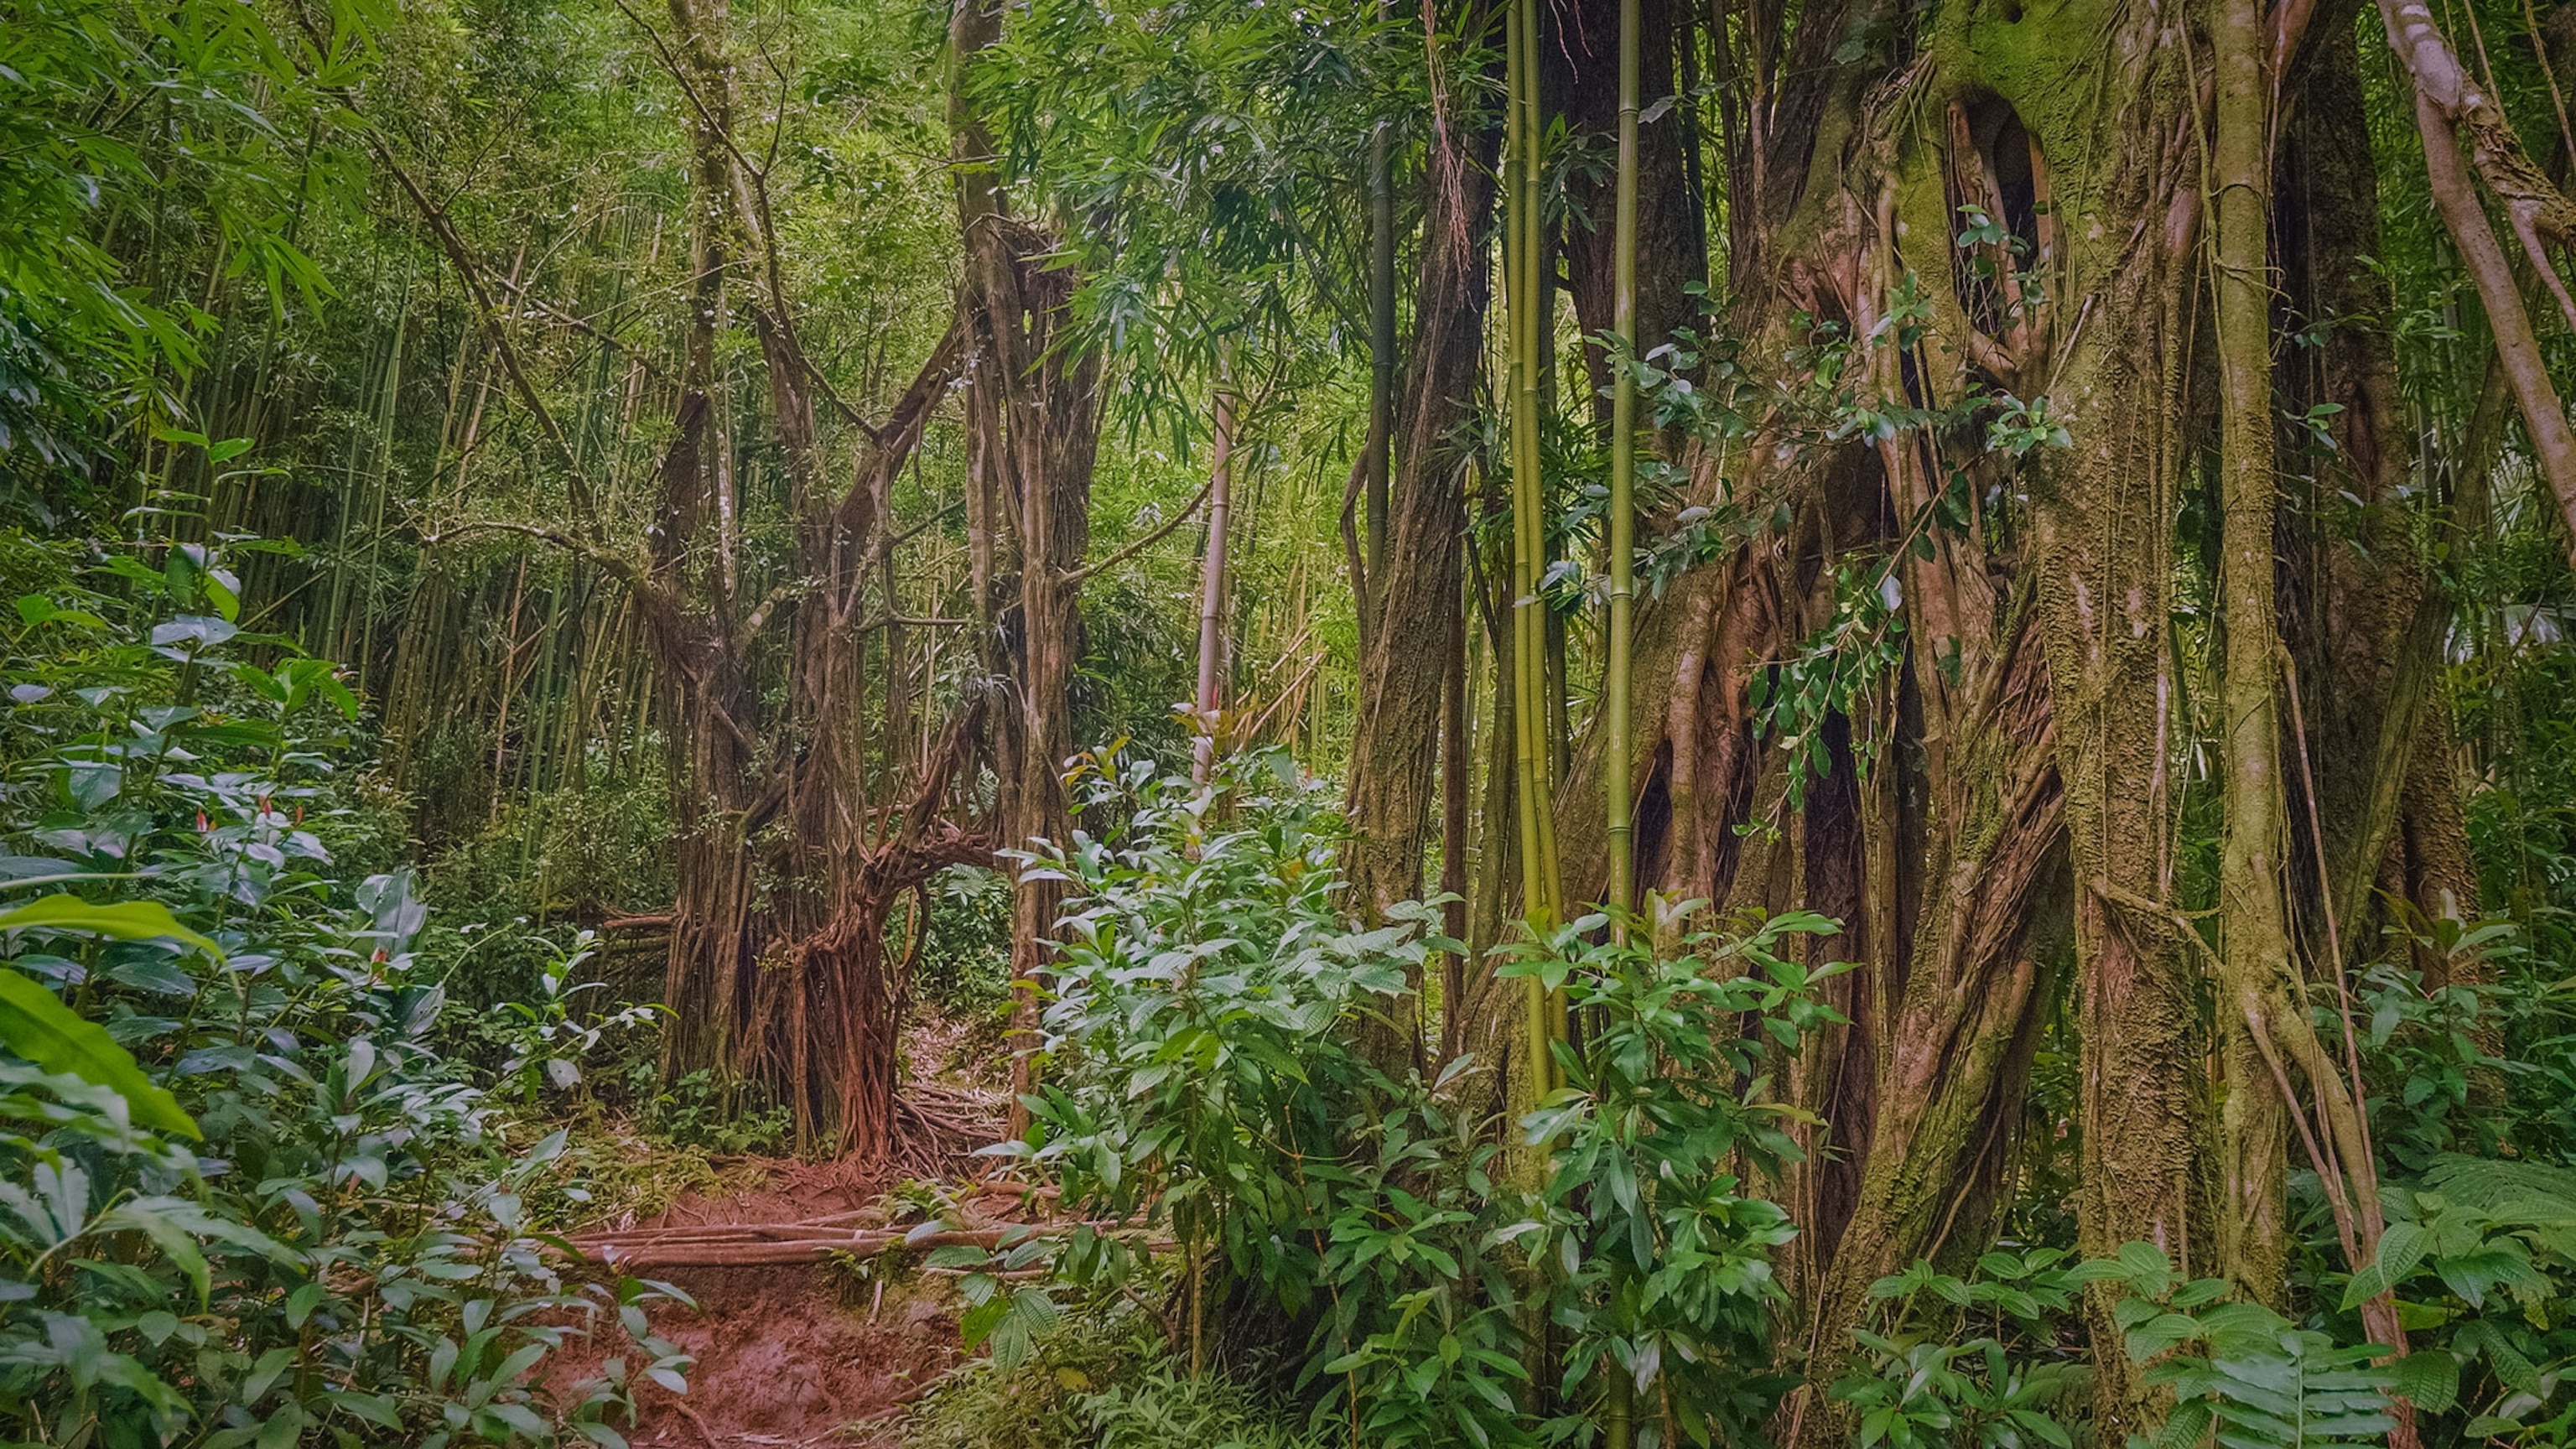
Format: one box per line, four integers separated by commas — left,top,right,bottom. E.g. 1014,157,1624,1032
566,1219,1155,1270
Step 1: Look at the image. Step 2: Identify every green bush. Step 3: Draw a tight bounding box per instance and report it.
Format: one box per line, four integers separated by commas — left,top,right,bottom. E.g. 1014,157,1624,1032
958,745,1841,1448
915,865,1016,1017
902,1296,1322,1449
0,535,689,1446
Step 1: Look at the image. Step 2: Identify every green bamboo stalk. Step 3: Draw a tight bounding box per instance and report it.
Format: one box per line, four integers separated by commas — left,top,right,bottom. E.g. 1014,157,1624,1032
354,274,411,696
1505,0,1572,1211
1509,0,1553,925
1603,0,1641,941
1601,9,1644,1437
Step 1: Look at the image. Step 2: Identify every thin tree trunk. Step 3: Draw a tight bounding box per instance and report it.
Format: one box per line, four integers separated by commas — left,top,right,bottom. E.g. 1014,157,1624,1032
2381,0,2576,569
1341,0,1497,1070
2211,0,2293,1296
1602,0,1642,931
1193,384,1237,783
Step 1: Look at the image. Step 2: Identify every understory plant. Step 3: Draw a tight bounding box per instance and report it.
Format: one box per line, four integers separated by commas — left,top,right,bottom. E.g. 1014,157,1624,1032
973,745,1841,1448
0,538,688,1446
1827,1249,2092,1449
1502,903,1845,1446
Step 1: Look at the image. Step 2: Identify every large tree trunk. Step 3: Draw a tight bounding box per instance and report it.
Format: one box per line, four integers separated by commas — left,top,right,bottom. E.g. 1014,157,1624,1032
621,0,983,1155
1540,0,2485,1431
1549,0,2226,1433
1550,0,1705,416
951,0,1106,1115
1343,6,1499,1074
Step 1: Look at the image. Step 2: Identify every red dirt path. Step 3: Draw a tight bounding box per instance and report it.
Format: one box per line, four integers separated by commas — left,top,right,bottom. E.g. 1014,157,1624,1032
561,1162,982,1446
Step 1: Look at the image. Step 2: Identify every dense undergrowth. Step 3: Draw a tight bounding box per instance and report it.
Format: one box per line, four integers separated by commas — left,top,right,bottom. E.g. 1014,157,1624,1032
9,0,2576,1444
13,512,2576,1449
890,748,2576,1449
0,527,711,1446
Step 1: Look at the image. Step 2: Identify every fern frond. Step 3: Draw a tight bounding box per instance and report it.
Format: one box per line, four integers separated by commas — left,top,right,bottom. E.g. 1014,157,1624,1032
2422,1155,2576,1215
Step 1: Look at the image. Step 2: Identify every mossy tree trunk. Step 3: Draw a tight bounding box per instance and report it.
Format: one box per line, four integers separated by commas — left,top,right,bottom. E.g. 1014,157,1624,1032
949,0,1108,1119
1536,0,2464,1435
509,0,990,1156
1343,0,1498,1078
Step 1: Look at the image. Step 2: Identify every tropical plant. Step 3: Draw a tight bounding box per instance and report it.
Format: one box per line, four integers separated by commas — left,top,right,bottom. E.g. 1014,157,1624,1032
1501,902,1845,1445
2104,1245,2397,1449
0,539,691,1446
1829,1250,2093,1449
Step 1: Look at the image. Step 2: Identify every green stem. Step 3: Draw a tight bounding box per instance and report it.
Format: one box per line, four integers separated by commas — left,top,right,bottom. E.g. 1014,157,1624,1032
1603,0,1640,943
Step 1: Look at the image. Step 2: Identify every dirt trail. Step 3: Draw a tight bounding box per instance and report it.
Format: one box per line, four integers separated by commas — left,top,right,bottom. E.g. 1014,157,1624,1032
539,1159,963,1447
625,1264,957,1446
545,1018,1017,1446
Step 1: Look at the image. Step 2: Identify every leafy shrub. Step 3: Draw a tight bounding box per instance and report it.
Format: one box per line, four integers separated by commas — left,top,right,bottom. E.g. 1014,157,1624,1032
2105,1245,2397,1449
970,745,1841,1448
1829,1249,2092,1449
0,536,689,1446
1078,1357,1326,1449
619,1064,794,1156
905,1305,1323,1449
1501,904,1847,1445
901,1301,1166,1449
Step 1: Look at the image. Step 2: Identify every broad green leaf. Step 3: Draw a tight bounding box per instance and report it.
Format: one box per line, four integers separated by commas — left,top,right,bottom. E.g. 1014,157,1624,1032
0,894,222,960
0,970,200,1138
2340,1220,2429,1309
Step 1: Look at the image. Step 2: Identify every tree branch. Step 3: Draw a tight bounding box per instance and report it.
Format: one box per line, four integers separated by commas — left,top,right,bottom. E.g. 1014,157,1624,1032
369,145,605,527
1067,470,1220,585
836,313,968,536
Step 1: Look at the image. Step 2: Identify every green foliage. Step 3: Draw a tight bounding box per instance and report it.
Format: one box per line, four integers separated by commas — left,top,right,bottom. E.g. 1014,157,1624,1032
0,535,690,1446
905,1303,1322,1449
974,0,1414,419
2101,1246,2396,1449
1832,1249,2093,1449
615,1066,793,1157
1080,1356,1327,1449
1014,744,1418,1236
487,929,663,1107
2297,1156,2576,1441
916,865,1018,1017
995,745,1434,1349
1500,904,1846,1445
1748,563,1907,816
0,0,349,464
973,745,1843,1447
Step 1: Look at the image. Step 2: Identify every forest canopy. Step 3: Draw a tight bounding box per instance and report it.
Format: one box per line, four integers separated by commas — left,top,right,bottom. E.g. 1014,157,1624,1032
7,0,2576,1444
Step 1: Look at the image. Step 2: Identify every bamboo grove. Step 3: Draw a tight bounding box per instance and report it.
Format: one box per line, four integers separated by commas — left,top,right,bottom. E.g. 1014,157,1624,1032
13,0,2576,1441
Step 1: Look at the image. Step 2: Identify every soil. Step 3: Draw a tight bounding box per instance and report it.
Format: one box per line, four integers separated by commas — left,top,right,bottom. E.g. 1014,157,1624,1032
619,1261,962,1447
546,1015,1016,1447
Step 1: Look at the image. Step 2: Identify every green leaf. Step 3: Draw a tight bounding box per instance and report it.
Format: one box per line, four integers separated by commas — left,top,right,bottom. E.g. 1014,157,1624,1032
2385,1352,2458,1415
95,1199,211,1304
0,970,200,1138
2340,1220,2428,1309
0,894,223,960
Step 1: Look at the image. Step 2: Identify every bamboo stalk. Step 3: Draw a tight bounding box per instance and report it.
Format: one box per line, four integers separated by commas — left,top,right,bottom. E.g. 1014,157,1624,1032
1193,380,1239,782
354,273,411,697
1600,7,1644,1437
1603,0,1642,941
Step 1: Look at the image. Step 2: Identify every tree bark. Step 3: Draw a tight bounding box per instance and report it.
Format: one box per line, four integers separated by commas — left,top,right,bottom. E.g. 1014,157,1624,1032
1343,0,1498,1074
951,0,1106,1119
1552,0,1706,417
2211,0,2294,1297
1192,386,1237,782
